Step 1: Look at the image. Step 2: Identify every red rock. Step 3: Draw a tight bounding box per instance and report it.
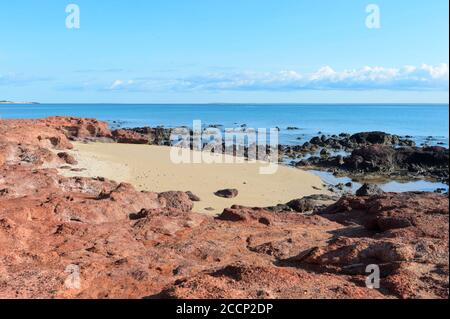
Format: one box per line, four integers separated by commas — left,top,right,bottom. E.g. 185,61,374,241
112,129,149,144
321,192,449,238
300,192,449,299
217,206,273,226
158,191,193,213
156,262,386,299
44,116,112,140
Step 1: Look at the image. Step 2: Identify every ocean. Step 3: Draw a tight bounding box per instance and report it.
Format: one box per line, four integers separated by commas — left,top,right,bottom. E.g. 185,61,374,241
0,103,448,147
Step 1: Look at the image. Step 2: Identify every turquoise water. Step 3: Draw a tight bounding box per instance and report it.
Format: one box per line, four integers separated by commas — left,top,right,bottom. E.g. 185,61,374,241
0,104,448,146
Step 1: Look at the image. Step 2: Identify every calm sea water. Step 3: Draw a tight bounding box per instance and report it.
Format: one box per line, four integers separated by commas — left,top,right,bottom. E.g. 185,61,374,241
0,104,448,147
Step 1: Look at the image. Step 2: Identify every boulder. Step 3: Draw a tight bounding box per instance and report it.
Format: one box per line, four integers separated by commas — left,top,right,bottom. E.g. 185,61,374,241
214,188,239,198
355,184,384,197
350,131,400,145
345,145,396,172
158,191,193,212
286,194,336,213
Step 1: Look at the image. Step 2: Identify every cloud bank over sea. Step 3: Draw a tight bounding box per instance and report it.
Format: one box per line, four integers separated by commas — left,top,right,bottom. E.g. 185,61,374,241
104,63,449,92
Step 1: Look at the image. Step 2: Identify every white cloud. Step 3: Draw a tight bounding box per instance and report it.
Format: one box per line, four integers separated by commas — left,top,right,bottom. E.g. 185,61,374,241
169,64,449,92
421,63,449,79
109,79,135,90
310,66,336,81
89,63,450,93
3,64,448,93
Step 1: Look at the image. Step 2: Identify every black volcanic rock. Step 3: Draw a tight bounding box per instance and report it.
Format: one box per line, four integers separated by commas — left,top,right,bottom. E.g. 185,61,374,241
355,184,384,197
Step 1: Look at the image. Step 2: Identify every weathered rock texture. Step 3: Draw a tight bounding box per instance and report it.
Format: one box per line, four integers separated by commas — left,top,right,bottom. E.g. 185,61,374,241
0,117,448,299
311,192,449,299
295,144,449,183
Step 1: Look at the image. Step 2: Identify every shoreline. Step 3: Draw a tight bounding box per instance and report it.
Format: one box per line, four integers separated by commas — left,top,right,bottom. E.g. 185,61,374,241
109,125,450,193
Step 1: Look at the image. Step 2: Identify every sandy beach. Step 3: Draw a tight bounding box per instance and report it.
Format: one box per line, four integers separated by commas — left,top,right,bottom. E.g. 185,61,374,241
59,142,328,214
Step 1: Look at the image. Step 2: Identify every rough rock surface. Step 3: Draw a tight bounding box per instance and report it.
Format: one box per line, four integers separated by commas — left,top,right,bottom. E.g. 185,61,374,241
0,117,448,299
310,192,449,299
111,127,172,146
112,129,150,144
282,131,416,160
349,132,410,146
296,144,449,183
284,194,338,213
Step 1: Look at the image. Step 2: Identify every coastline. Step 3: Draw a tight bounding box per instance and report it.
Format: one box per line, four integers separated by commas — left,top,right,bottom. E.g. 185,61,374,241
0,116,448,299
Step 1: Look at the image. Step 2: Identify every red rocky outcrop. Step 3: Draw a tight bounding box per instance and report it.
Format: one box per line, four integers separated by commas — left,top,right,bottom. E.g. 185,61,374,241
0,117,448,299
300,192,449,299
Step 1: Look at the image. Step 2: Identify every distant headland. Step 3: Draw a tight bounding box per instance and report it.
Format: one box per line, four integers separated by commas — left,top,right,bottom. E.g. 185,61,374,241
0,100,39,105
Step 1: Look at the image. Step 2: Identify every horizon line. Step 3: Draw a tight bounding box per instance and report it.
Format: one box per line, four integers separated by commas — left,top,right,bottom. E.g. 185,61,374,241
3,102,449,106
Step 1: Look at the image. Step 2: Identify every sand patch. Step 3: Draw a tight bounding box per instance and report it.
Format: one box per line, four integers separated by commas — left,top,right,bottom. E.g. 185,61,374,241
59,142,328,215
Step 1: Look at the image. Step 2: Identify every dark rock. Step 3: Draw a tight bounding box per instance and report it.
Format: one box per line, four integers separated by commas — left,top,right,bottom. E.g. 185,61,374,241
350,131,400,145
297,143,449,182
214,189,239,199
112,127,172,146
286,194,337,213
320,149,329,158
355,184,384,197
310,136,322,145
345,145,396,172
129,209,149,220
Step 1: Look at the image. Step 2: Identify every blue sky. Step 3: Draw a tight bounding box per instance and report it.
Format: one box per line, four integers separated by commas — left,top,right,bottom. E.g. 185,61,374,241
0,0,448,103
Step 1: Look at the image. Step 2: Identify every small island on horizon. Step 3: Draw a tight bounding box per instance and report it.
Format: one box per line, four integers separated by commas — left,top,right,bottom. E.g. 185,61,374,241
0,100,40,105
